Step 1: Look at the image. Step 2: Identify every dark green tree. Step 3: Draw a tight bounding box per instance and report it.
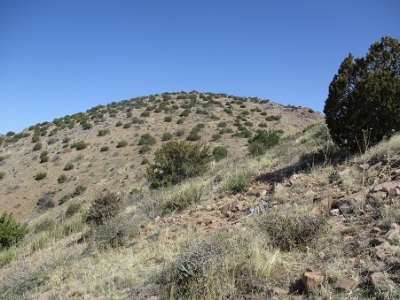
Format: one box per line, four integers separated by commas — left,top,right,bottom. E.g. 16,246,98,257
146,140,212,188
324,36,400,152
0,212,28,250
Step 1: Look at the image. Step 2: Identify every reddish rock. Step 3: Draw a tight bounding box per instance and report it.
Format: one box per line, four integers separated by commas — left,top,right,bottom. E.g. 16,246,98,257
370,272,385,285
302,271,325,292
38,290,57,300
334,276,357,291
268,287,288,296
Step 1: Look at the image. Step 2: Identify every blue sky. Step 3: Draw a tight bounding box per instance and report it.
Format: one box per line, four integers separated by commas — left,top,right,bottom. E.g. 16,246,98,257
1,1,399,134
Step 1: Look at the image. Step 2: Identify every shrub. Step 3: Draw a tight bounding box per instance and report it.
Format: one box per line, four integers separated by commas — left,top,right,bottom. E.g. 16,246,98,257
132,117,145,124
100,145,109,152
39,151,49,163
162,132,173,141
177,118,184,124
138,133,156,146
63,162,74,171
244,121,253,127
71,141,87,150
73,185,86,197
212,146,228,162
0,212,28,250
34,218,56,233
66,203,80,217
0,172,4,180
218,121,227,128
186,131,201,141
31,135,40,143
141,158,150,165
36,192,54,209
139,145,150,154
211,133,221,141
32,142,42,151
116,140,128,148
57,174,67,184
163,182,206,214
324,36,400,152
98,129,110,136
82,122,92,130
115,121,122,127
147,140,212,188
35,172,47,181
140,110,150,117
86,191,122,226
164,116,172,122
248,130,280,156
123,123,131,129
258,213,327,251
175,129,185,137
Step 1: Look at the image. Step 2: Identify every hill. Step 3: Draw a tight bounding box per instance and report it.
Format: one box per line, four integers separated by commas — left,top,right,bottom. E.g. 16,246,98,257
0,91,322,221
10,91,400,299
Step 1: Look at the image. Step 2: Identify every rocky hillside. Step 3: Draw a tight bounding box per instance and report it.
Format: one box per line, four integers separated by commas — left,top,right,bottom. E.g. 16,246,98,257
0,91,322,222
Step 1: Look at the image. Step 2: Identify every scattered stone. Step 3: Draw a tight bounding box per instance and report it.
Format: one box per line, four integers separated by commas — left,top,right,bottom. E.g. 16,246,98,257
330,208,340,216
359,164,370,170
370,272,385,285
385,223,400,241
375,241,397,260
268,287,288,296
339,205,352,215
38,289,57,300
373,181,400,193
274,183,284,193
302,271,325,292
65,285,86,298
334,276,357,291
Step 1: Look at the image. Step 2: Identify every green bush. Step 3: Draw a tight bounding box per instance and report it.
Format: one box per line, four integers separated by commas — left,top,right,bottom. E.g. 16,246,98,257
86,191,122,226
212,146,228,162
147,140,212,188
164,116,172,122
139,145,150,154
100,145,109,152
218,121,227,128
211,133,221,141
32,142,42,151
71,141,87,150
175,129,185,137
73,185,86,197
57,174,67,184
140,110,150,117
0,212,28,250
65,203,80,217
115,121,122,127
63,162,74,171
116,140,128,148
123,123,131,129
0,172,4,180
35,172,47,181
138,133,156,146
177,118,185,124
162,132,173,141
98,129,110,136
186,130,201,141
39,151,49,163
324,36,400,152
248,130,280,156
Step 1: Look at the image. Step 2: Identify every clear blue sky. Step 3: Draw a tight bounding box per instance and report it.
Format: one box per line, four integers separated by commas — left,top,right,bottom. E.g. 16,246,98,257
1,0,399,134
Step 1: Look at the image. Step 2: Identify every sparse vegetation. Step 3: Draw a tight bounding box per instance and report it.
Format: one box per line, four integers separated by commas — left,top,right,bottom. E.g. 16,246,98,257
116,140,128,148
39,151,49,163
57,174,67,184
100,145,109,152
34,172,47,181
63,162,74,171
0,212,28,250
212,146,228,162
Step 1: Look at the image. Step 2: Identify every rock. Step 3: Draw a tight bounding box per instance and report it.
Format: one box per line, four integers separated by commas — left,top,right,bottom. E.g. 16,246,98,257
384,224,400,242
302,271,325,292
312,197,334,215
375,241,397,260
339,205,352,215
370,272,385,285
359,164,370,170
219,201,242,216
38,290,57,300
268,287,288,296
334,276,357,291
330,208,340,216
369,191,387,201
65,285,86,298
373,181,400,193
274,183,284,193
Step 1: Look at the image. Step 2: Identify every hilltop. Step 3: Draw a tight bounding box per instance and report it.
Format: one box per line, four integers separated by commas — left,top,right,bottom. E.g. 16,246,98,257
4,92,400,299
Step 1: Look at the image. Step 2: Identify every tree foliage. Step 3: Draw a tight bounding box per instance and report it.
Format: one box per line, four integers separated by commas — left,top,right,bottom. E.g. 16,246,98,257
0,212,28,250
324,36,400,152
248,129,280,156
146,140,212,188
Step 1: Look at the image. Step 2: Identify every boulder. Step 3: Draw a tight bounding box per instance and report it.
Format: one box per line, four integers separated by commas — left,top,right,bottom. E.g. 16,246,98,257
301,271,325,292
